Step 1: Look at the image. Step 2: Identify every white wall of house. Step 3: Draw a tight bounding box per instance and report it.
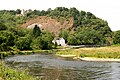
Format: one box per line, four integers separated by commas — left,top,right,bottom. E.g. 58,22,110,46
52,38,66,46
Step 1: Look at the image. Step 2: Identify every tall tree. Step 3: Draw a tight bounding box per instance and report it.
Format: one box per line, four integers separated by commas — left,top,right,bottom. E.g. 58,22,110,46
33,25,41,38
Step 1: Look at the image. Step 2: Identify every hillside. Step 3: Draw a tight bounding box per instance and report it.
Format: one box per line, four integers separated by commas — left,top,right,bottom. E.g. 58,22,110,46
21,16,74,36
0,7,114,52
20,7,112,45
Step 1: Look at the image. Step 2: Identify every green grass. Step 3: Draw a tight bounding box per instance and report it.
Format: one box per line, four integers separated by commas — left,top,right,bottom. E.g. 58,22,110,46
80,52,120,58
0,61,36,80
56,46,120,59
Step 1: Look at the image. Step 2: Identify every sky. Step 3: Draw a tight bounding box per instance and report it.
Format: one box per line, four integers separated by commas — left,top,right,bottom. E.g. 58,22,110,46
0,0,120,31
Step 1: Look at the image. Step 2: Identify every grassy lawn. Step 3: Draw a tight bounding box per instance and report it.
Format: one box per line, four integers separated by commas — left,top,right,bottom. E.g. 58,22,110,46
56,46,120,59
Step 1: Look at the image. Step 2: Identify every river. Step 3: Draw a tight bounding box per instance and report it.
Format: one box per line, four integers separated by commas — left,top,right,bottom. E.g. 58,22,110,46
4,54,120,80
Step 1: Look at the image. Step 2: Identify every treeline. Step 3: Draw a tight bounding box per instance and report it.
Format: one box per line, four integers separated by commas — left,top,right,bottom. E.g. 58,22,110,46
0,7,120,51
0,22,54,51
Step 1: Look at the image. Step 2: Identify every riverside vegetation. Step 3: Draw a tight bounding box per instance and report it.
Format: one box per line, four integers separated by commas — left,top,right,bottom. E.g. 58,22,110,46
56,46,120,59
0,7,120,79
0,61,36,80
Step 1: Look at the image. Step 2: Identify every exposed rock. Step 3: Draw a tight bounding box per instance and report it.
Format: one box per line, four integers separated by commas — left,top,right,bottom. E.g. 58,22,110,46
21,16,74,36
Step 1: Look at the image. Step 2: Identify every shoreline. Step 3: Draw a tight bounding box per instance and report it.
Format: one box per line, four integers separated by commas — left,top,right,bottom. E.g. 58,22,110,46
56,54,120,62
80,57,120,62
56,54,76,57
0,49,56,59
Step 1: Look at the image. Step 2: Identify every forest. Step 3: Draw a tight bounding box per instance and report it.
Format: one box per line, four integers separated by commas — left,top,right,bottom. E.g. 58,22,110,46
0,7,120,51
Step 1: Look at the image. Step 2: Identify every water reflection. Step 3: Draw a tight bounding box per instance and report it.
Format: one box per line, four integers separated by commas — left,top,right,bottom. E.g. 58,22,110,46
4,54,120,80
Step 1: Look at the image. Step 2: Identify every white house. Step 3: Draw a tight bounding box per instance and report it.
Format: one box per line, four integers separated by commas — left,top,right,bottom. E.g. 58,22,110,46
52,38,66,46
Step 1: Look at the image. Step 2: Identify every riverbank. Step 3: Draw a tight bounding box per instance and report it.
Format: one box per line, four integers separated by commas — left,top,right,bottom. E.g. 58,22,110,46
1,46,120,79
0,49,56,59
1,46,120,60
80,57,120,62
0,50,56,79
0,61,36,80
56,46,120,59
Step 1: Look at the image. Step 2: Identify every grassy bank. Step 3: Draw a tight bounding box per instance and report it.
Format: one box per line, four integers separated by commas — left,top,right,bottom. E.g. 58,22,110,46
0,49,56,59
0,61,36,80
56,46,120,59
0,49,56,80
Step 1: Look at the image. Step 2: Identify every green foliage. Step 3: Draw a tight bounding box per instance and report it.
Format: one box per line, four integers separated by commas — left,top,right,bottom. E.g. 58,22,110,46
26,10,47,18
31,37,42,49
0,36,6,45
58,30,69,42
0,62,36,80
0,31,15,51
67,35,78,45
31,32,54,50
47,7,111,45
41,32,54,49
67,29,107,45
0,22,7,30
54,42,57,49
0,31,15,46
33,25,41,38
15,37,32,50
16,9,21,14
113,30,120,44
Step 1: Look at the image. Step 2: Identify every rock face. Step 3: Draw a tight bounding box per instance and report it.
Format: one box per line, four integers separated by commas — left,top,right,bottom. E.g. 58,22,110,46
21,16,74,36
27,23,42,29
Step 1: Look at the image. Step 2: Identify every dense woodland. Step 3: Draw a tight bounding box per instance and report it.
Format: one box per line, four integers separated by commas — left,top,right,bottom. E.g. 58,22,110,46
0,7,120,51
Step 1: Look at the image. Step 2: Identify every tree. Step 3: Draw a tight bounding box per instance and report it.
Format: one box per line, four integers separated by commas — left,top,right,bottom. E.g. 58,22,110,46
0,31,15,46
59,30,69,42
16,9,21,14
0,36,6,45
0,31,15,51
41,32,54,49
0,36,7,51
33,25,41,38
15,37,31,50
0,43,8,51
0,22,7,30
31,36,45,50
67,35,78,45
31,32,54,50
113,30,120,44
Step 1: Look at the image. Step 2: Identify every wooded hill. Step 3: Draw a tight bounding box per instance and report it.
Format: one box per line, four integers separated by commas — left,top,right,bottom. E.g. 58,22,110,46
21,7,112,45
0,7,119,51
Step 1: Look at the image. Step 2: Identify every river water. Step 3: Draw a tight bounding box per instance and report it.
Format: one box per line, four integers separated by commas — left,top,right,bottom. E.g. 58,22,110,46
4,54,120,80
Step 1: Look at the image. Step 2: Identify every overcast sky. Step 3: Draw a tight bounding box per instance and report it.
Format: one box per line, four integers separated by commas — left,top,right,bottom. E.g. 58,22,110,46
0,0,120,31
